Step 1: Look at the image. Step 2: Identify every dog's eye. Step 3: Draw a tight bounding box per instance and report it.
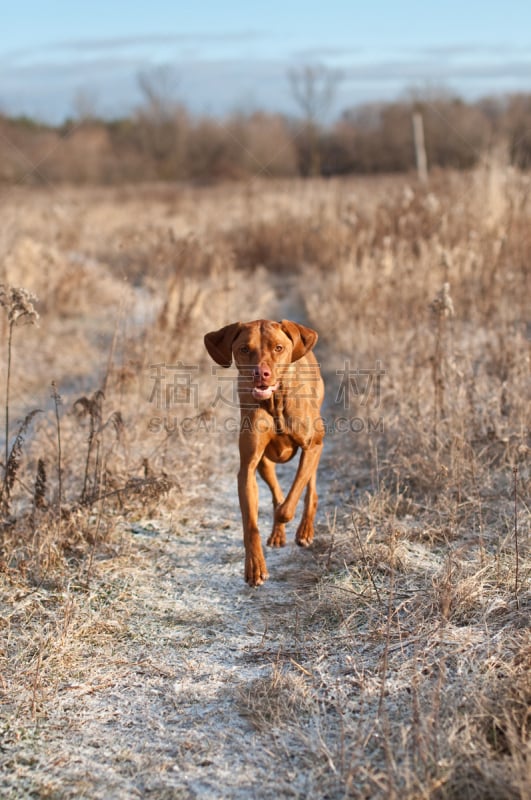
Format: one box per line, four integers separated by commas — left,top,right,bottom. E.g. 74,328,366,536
274,345,284,352
240,345,250,354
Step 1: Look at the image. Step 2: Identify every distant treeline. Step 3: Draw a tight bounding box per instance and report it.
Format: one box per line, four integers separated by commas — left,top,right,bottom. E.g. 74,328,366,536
1,92,530,183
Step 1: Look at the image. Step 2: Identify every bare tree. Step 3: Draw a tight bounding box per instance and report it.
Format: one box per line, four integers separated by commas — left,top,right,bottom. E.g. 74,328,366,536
137,64,180,121
288,63,342,175
136,65,187,177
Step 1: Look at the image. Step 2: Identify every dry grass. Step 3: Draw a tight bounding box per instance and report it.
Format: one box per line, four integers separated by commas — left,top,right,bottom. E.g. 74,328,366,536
238,663,316,730
0,168,529,798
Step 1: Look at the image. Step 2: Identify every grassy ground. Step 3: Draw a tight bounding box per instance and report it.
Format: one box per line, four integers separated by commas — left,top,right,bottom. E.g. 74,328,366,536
0,168,529,799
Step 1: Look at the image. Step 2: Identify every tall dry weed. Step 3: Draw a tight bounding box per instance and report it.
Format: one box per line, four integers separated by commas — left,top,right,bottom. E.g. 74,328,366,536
74,390,124,505
0,285,40,516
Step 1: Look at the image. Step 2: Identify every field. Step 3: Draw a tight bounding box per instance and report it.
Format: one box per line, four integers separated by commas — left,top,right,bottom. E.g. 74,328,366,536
0,166,529,799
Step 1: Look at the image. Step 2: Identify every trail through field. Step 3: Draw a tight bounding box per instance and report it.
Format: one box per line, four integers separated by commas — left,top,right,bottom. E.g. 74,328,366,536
34,465,335,798
3,177,529,800
7,281,351,800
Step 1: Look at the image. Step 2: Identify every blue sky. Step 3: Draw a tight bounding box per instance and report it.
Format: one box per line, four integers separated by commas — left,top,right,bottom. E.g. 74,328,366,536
1,0,530,122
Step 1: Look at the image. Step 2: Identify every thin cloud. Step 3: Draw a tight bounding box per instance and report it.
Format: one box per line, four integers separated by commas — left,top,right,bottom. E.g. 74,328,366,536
291,46,362,61
57,30,266,50
341,56,531,82
415,43,531,58
1,31,267,64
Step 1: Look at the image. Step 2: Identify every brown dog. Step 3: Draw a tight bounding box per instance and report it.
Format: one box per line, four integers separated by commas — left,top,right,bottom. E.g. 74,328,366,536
204,319,325,586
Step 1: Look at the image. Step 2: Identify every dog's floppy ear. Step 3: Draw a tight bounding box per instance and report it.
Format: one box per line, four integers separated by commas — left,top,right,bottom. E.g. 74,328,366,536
204,322,242,367
280,320,318,362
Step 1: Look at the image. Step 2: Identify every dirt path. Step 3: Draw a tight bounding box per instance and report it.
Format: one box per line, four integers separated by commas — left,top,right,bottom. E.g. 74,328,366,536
13,444,341,799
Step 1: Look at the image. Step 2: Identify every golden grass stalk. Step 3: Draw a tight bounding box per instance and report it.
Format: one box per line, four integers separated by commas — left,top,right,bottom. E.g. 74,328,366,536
1,409,42,515
0,285,39,490
74,389,105,503
50,381,63,516
430,279,455,447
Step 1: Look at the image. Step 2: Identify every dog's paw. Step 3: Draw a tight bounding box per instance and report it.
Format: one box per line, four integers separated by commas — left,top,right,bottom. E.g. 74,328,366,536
295,519,314,547
267,523,286,548
245,556,269,587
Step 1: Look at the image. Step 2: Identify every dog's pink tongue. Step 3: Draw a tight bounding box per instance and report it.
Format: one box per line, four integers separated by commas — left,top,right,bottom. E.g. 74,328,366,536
252,382,279,400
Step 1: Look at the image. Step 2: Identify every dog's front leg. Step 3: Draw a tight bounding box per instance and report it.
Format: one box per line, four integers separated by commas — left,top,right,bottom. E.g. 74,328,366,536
274,441,323,543
238,433,268,586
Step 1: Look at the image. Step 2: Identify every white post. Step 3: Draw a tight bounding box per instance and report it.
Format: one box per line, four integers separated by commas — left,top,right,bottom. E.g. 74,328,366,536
412,111,428,184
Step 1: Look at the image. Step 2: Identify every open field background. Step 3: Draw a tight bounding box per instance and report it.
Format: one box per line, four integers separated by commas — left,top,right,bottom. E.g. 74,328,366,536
0,166,529,798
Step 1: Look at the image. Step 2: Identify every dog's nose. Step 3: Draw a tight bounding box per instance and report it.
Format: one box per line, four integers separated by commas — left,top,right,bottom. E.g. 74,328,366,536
254,365,271,382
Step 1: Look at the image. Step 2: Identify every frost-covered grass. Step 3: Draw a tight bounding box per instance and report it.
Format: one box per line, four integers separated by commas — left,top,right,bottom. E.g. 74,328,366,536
0,170,529,798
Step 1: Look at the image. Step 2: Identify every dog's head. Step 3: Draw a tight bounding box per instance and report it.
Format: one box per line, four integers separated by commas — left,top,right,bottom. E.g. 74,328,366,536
204,319,318,401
